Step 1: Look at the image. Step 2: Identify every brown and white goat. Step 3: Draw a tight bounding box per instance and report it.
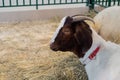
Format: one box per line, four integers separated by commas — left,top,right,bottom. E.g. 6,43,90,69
50,16,120,80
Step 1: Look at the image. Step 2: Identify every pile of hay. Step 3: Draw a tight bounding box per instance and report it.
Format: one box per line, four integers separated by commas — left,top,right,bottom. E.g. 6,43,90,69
0,20,87,80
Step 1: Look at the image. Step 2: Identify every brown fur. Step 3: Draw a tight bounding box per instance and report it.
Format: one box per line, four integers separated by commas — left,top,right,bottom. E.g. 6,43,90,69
50,16,93,58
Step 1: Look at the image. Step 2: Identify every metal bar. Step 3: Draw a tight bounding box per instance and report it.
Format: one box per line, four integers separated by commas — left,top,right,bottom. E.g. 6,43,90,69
54,0,56,4
65,0,67,3
2,0,5,6
23,0,25,5
95,0,97,4
105,0,108,7
82,0,84,3
60,0,62,4
36,0,38,9
71,0,73,3
0,4,36,7
117,0,120,6
102,0,104,6
108,0,111,6
91,0,95,9
48,0,50,4
96,0,99,4
42,0,44,4
29,0,31,5
96,0,98,4
16,0,18,6
98,0,100,4
9,0,12,6
86,0,89,6
113,0,116,5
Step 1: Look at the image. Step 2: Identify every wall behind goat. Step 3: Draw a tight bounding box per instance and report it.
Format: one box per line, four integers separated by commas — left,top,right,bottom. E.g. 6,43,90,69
0,7,88,23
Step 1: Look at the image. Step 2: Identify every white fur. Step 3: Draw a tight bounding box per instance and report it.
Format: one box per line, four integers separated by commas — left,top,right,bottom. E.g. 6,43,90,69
51,16,67,43
94,6,120,43
80,25,120,80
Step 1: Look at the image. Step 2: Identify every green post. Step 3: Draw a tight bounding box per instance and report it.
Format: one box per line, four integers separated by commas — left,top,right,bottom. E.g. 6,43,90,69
102,0,105,6
23,0,25,5
76,0,78,2
36,0,38,10
65,0,67,3
118,0,120,5
87,0,94,10
60,0,62,4
54,0,56,4
9,0,12,6
91,0,95,9
16,0,18,6
86,0,89,6
42,0,44,5
48,0,50,4
29,0,31,5
108,0,111,6
2,0,5,6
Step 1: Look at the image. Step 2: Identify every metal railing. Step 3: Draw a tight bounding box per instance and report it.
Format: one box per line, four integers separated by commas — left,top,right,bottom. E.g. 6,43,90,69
0,0,120,10
94,0,120,7
0,0,87,9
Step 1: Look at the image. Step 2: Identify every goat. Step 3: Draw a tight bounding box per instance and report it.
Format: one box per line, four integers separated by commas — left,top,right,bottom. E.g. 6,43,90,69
94,6,120,43
50,16,120,80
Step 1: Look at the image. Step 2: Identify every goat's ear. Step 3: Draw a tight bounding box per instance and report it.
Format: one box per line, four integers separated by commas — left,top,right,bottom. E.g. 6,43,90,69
74,21,92,45
74,26,85,45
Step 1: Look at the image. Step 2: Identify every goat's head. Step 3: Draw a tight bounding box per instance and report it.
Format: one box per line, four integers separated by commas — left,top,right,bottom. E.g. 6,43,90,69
50,16,94,58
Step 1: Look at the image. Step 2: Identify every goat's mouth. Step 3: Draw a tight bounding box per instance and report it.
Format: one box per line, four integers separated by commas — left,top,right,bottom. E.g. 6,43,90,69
50,47,68,52
50,47,59,51
50,45,70,52
50,43,59,51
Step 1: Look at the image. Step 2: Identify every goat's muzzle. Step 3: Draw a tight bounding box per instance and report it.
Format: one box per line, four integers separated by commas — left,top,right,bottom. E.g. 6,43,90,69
50,43,59,51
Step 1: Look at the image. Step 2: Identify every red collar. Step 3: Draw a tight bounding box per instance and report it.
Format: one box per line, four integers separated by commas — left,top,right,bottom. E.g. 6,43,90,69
88,46,100,60
81,46,101,66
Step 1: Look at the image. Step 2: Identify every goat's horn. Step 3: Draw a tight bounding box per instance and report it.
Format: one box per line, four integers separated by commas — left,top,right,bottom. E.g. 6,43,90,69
71,16,95,24
71,14,91,17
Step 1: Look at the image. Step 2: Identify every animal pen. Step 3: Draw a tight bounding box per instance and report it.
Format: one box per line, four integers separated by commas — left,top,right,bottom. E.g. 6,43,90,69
0,0,120,10
0,0,120,80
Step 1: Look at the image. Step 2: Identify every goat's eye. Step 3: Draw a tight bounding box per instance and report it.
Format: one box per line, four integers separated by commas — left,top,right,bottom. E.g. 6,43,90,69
64,29,70,32
62,29,71,35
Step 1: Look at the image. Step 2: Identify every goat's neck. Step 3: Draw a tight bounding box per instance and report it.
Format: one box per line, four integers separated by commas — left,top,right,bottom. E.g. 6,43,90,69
79,27,106,65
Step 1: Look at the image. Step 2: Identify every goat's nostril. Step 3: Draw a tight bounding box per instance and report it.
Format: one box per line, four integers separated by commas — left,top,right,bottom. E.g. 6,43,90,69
50,43,53,49
51,47,58,51
50,43,59,51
